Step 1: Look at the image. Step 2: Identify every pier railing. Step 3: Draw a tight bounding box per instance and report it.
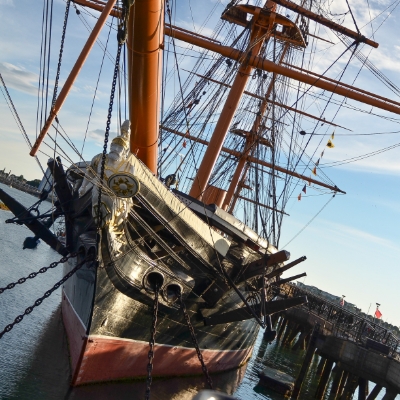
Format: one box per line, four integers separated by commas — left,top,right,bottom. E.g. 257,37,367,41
277,283,400,360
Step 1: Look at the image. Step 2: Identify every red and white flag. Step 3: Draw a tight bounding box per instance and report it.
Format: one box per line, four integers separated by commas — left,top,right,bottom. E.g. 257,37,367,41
375,309,382,319
340,297,345,307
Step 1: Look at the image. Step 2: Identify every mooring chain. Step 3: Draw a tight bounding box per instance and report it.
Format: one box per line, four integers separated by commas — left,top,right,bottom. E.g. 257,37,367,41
178,294,213,390
0,252,78,294
145,285,160,400
0,254,94,339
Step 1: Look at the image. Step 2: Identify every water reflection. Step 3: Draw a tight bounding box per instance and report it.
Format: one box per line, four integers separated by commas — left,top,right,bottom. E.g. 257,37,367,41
5,304,248,400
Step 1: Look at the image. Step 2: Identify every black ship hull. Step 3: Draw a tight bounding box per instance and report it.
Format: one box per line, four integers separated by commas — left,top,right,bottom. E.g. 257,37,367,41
62,261,258,385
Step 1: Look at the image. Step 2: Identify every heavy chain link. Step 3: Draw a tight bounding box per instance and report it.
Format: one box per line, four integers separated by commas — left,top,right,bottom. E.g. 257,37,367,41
96,42,123,237
0,254,94,339
51,0,70,108
0,252,78,294
145,286,160,400
179,294,213,390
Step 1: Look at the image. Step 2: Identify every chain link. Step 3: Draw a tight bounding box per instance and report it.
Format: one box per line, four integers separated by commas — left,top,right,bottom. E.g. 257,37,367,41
179,294,213,390
96,42,123,237
51,0,70,108
0,252,78,294
0,254,94,339
145,286,160,400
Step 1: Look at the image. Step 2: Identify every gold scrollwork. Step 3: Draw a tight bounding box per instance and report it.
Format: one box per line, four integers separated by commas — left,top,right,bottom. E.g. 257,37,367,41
107,173,140,198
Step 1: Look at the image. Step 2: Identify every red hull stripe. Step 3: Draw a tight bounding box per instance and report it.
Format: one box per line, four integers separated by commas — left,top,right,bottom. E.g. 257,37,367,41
76,336,253,385
62,290,254,386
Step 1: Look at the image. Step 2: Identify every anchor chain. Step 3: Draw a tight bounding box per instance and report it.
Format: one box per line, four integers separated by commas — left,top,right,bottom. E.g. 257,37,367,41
0,252,78,294
0,254,94,339
96,41,122,234
178,294,213,390
51,0,71,107
145,285,160,400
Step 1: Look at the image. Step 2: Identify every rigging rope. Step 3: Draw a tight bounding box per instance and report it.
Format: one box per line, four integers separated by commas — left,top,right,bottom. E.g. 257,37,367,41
0,73,46,175
282,193,336,248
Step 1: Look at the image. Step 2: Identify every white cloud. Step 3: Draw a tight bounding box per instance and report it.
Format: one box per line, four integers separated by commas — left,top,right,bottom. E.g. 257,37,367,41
88,129,118,146
0,62,38,95
284,217,400,253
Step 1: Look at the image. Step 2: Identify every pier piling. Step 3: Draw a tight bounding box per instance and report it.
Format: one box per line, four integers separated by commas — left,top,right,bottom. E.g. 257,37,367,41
330,367,345,397
276,318,288,342
337,371,349,398
340,373,359,400
316,356,327,376
381,388,397,400
291,324,320,399
366,384,382,400
357,378,368,400
292,330,309,351
314,358,334,399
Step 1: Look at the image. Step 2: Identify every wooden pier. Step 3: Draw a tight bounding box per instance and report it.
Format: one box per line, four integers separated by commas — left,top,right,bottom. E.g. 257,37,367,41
271,283,400,399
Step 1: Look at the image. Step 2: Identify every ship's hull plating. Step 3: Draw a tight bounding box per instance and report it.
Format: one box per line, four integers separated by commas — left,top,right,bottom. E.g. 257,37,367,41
62,255,259,386
62,290,254,385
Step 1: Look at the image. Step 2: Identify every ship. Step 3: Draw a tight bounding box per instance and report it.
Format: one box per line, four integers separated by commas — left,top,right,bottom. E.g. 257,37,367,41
1,0,399,392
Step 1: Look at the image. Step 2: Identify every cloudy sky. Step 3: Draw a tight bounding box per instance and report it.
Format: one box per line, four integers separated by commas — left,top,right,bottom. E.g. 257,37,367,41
1,0,400,326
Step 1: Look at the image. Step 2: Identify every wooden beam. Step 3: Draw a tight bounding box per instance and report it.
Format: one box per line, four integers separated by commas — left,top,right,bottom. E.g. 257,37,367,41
164,26,400,115
271,0,379,48
282,61,400,109
185,70,350,131
238,195,289,215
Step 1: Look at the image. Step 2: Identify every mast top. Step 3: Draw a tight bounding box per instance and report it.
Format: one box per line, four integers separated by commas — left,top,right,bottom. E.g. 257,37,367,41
270,0,379,48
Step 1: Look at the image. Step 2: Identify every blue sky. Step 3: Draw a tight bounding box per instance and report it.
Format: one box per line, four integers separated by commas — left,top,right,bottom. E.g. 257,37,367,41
1,0,400,326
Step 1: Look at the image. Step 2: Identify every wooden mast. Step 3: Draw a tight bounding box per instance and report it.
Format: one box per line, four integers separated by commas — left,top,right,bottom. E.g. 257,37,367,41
127,0,164,173
188,1,277,201
223,44,290,211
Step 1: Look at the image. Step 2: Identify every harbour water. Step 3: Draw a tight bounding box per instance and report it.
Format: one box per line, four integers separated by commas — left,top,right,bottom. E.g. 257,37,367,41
0,183,394,399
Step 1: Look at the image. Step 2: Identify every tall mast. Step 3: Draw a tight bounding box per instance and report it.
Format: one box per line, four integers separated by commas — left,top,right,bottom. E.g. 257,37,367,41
223,4,310,212
223,46,289,211
188,1,277,200
127,0,164,173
